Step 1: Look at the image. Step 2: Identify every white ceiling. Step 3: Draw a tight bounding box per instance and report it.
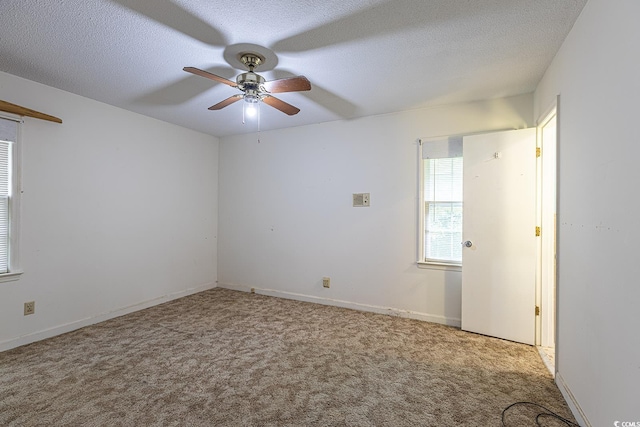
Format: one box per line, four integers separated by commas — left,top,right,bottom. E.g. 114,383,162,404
0,0,586,137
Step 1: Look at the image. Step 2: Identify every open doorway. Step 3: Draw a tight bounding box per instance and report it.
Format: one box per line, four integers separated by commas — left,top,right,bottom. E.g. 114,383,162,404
536,101,558,376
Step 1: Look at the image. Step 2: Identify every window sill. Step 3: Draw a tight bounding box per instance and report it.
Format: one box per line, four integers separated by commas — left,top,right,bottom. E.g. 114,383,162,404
417,261,461,272
0,271,23,283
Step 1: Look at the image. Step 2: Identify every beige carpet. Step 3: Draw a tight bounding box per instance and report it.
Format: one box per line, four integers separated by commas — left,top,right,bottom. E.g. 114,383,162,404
0,288,575,426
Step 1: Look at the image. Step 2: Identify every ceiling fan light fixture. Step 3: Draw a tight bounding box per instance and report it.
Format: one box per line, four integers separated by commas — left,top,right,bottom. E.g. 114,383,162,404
244,93,260,104
244,103,258,119
243,93,260,118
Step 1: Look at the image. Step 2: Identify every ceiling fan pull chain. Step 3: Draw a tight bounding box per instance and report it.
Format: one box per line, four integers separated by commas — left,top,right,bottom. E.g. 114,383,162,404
242,101,246,125
257,102,261,143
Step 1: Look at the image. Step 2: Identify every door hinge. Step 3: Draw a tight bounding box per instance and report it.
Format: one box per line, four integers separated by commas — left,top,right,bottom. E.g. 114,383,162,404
535,226,541,237
535,306,541,316
536,147,541,158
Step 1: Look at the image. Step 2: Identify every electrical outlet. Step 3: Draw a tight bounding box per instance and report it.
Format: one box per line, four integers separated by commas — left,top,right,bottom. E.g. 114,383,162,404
322,277,331,288
24,301,35,316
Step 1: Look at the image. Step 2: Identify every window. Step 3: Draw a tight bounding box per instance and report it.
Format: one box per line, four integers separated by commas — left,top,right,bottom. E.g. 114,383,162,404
419,137,463,266
0,139,11,272
0,114,21,281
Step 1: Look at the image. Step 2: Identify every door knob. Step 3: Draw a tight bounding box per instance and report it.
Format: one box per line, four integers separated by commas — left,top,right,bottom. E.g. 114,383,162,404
464,240,473,248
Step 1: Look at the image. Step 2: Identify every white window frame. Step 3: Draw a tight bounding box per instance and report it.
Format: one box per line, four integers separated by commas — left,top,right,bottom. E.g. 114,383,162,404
417,136,463,271
0,112,23,283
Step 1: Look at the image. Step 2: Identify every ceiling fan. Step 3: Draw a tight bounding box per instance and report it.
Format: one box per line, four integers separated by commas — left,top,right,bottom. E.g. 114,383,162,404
184,53,311,116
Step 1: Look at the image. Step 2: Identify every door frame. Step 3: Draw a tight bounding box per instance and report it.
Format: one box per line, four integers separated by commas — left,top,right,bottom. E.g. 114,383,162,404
535,97,559,354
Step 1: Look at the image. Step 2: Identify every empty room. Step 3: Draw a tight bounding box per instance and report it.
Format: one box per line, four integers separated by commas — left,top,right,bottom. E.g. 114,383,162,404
0,0,638,426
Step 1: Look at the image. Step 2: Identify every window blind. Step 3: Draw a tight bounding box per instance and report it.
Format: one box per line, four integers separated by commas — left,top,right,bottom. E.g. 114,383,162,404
0,116,17,274
0,141,11,273
421,136,462,159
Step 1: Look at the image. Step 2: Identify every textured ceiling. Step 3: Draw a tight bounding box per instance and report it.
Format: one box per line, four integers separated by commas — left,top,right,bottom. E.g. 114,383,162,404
0,0,587,137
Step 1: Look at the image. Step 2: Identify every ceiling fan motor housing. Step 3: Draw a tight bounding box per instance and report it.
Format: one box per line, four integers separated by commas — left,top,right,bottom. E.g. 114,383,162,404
237,72,266,100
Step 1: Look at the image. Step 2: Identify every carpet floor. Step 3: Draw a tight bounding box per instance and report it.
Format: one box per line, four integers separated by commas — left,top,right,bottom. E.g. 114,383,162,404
0,288,575,426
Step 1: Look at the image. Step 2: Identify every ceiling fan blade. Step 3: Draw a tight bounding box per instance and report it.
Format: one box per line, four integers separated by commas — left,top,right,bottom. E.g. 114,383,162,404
111,0,226,47
263,76,311,93
262,96,300,116
208,95,243,110
183,67,237,87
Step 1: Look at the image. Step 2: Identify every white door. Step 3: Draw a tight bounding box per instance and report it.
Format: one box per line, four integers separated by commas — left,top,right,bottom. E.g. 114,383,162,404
461,128,537,345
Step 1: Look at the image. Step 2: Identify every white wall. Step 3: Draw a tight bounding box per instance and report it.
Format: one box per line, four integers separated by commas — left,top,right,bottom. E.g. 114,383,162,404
0,71,219,351
534,0,639,425
218,94,533,325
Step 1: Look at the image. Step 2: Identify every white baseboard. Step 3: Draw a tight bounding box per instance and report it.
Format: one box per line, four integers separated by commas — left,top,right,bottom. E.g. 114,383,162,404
0,282,217,353
556,371,590,427
217,282,461,328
